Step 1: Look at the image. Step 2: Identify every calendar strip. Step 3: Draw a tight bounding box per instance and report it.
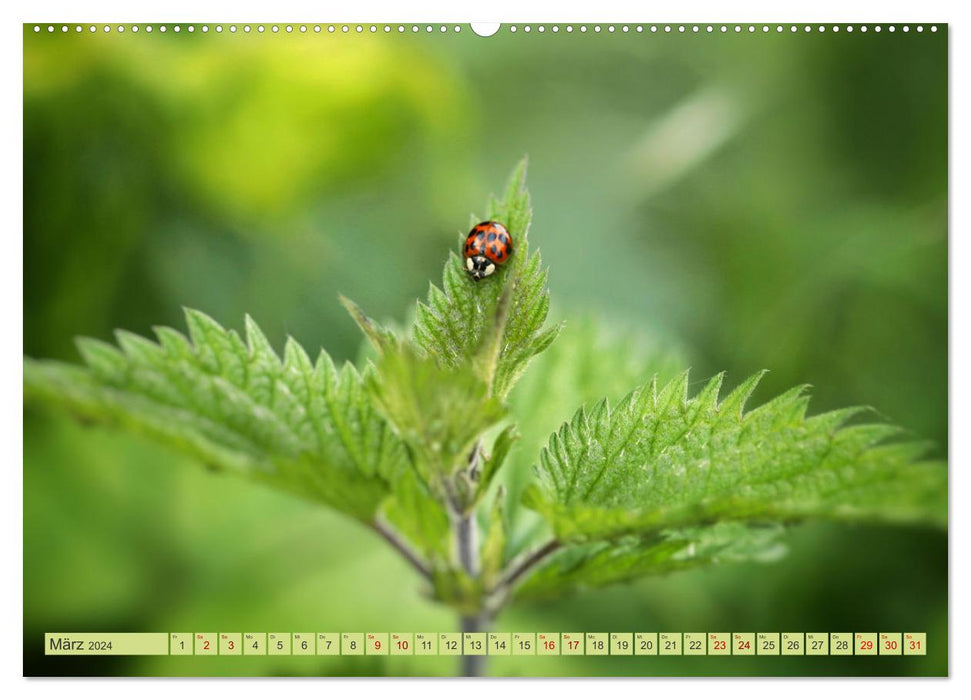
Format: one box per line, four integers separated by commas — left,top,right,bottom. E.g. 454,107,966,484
45,632,927,657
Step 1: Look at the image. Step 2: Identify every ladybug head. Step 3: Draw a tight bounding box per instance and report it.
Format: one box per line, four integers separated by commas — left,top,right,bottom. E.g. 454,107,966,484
465,254,496,281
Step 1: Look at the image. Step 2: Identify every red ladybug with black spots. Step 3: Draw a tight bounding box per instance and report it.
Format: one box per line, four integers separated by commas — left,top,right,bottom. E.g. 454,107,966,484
464,221,513,280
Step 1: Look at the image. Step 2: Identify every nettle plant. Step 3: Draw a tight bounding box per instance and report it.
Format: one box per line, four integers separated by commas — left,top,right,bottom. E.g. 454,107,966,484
25,161,946,675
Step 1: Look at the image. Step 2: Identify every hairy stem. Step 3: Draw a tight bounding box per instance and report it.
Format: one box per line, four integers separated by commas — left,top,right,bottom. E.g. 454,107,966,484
494,539,561,592
369,520,433,581
456,511,480,577
455,473,487,676
460,606,487,677
454,444,489,678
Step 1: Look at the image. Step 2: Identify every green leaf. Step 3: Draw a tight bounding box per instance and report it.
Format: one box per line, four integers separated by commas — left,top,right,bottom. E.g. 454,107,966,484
501,317,689,552
366,344,505,486
339,294,399,355
524,371,947,542
480,488,508,589
412,157,559,400
472,424,520,506
24,309,409,522
515,523,787,601
507,319,689,486
430,568,483,615
380,468,452,563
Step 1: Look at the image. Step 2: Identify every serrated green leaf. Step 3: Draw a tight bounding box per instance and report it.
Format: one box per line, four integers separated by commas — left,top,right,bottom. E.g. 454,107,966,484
380,468,452,563
524,371,947,542
514,523,787,601
480,488,507,589
501,317,689,552
24,309,409,522
76,337,127,382
339,294,399,354
412,157,558,400
473,424,520,506
366,344,505,486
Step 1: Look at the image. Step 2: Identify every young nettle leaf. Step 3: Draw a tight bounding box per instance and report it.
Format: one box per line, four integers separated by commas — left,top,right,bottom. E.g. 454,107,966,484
339,294,400,355
23,309,408,522
502,318,689,554
380,468,452,564
514,523,787,601
471,424,520,507
365,343,505,486
523,372,947,542
412,157,560,400
480,487,508,590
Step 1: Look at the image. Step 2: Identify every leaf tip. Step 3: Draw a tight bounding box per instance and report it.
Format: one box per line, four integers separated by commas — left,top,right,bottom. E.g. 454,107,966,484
718,369,770,417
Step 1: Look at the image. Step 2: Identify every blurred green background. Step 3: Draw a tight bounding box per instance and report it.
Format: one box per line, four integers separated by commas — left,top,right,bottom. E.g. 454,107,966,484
23,24,947,676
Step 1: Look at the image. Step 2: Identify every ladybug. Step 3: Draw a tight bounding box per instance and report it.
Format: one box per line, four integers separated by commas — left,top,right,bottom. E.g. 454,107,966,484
463,221,513,280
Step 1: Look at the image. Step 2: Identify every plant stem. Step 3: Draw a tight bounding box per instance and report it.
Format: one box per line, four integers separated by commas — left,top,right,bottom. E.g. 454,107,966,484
456,511,480,577
456,508,488,677
460,606,487,678
494,539,562,592
369,520,433,581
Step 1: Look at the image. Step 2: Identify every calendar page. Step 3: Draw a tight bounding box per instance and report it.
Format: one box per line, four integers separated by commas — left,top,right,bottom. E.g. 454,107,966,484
22,16,948,680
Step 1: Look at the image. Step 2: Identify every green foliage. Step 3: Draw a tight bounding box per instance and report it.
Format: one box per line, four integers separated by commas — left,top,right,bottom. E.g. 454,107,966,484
502,317,689,553
380,468,451,563
339,294,400,355
480,489,508,590
515,523,787,601
523,371,946,544
473,425,520,507
412,158,560,400
23,309,408,522
366,344,505,485
22,160,947,619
